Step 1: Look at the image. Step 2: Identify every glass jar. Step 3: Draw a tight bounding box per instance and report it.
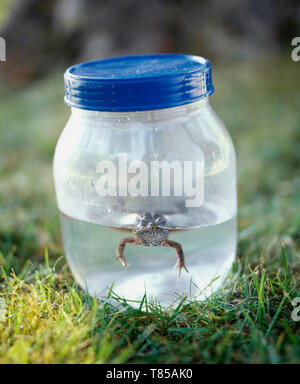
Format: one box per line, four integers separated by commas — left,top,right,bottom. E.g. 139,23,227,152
54,54,237,307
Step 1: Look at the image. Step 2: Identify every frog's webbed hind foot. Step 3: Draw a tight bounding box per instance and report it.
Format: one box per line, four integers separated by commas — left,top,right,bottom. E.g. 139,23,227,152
116,237,136,267
164,239,189,279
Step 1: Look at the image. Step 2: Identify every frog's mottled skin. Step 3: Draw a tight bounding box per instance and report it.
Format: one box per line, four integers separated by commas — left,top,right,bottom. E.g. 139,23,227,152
134,213,169,247
116,213,188,278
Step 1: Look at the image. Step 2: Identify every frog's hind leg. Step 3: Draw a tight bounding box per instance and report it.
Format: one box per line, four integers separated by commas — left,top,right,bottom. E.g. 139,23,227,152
164,240,189,278
116,237,136,267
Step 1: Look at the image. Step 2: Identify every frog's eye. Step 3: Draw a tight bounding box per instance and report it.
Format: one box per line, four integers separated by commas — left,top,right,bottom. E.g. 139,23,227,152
155,216,167,227
139,215,152,227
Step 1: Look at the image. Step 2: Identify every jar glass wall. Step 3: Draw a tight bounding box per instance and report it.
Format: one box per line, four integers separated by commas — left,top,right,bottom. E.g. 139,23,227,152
54,98,237,307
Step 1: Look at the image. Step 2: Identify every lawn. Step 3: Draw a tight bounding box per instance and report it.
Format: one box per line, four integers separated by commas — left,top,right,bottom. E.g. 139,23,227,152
0,56,299,364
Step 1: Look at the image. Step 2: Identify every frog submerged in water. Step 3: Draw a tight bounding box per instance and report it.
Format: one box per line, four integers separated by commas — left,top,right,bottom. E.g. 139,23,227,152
116,213,189,278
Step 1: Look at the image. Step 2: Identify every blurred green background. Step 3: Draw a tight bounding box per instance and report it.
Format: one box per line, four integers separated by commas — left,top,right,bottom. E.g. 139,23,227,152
0,0,299,364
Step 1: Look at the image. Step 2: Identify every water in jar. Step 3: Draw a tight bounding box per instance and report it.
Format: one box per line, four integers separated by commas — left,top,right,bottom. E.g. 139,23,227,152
60,204,236,308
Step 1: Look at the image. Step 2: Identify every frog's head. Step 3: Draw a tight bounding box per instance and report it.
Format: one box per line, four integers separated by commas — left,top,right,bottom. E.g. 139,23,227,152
136,213,169,247
137,213,168,231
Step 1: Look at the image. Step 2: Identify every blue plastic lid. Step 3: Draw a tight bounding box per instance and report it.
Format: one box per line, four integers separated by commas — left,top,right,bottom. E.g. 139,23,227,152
64,54,214,112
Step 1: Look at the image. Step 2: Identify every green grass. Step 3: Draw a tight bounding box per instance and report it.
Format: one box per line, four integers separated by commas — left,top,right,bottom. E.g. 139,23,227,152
0,56,299,364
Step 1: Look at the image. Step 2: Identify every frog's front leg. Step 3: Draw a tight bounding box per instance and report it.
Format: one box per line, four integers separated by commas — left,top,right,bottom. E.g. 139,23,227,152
116,237,137,267
164,239,189,278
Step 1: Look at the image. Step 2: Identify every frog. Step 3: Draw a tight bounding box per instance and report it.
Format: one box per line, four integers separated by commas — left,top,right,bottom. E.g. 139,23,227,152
115,213,189,278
